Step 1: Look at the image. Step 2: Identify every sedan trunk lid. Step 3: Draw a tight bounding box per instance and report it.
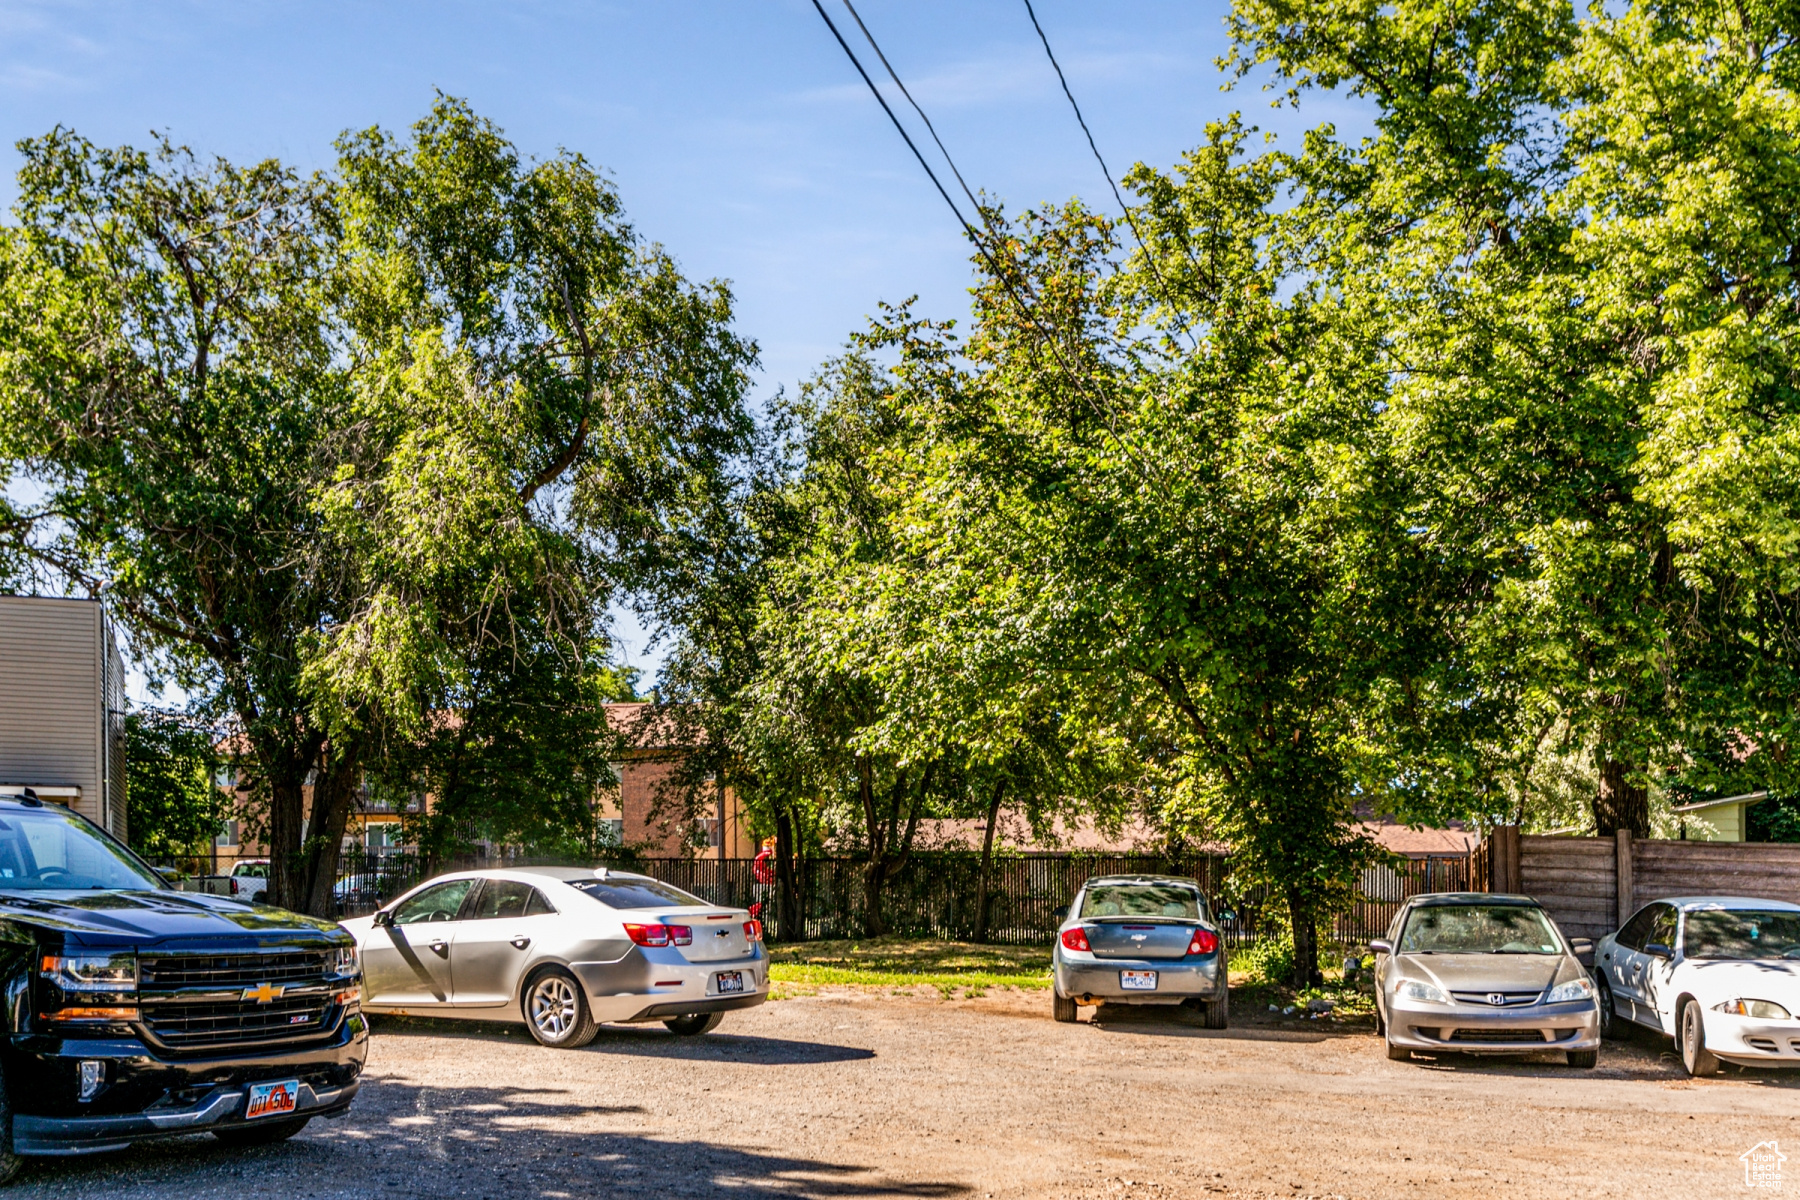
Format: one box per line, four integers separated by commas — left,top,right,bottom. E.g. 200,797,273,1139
1084,920,1200,960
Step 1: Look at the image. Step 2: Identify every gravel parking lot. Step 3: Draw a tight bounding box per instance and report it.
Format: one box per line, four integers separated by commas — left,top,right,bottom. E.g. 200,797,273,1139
7,989,1797,1199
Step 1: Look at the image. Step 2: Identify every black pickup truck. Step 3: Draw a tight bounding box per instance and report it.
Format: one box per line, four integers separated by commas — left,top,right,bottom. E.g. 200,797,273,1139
0,790,367,1182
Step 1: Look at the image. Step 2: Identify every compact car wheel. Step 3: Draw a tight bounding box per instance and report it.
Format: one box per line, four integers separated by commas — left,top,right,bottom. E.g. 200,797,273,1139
212,1116,311,1146
1053,991,1077,1023
663,1012,724,1036
1679,998,1719,1077
1202,991,1229,1029
524,967,600,1048
1595,974,1616,1040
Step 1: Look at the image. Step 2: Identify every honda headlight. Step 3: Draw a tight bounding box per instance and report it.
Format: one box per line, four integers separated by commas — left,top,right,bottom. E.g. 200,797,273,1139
1395,979,1448,1004
1543,977,1595,1004
1715,998,1792,1020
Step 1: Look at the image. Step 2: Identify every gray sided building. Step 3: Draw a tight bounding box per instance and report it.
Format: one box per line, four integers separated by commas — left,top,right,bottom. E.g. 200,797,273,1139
0,596,127,836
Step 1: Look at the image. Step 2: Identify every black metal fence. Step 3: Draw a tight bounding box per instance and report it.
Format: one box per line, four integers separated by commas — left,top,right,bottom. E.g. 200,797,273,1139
326,849,1483,947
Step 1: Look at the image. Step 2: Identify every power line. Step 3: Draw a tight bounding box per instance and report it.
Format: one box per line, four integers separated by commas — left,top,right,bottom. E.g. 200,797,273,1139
807,0,1163,488
1021,0,1195,348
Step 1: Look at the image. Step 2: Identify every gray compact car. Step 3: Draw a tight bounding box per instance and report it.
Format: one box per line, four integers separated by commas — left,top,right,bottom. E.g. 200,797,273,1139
1372,892,1601,1067
340,866,767,1047
1052,874,1229,1027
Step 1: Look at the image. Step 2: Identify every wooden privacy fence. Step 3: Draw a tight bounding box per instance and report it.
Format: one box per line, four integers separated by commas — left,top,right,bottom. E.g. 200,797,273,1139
1490,826,1800,942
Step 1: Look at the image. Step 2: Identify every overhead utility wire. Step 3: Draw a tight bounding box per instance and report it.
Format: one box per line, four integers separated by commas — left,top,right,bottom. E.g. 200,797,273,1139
809,0,1160,485
1020,0,1195,348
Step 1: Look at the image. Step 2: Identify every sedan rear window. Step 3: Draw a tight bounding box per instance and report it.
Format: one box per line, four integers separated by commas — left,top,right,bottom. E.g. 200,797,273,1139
569,878,706,910
1080,884,1204,920
1683,910,1800,960
1399,904,1561,954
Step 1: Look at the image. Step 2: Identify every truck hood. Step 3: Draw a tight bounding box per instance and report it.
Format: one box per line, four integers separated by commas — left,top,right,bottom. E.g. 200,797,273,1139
0,888,346,948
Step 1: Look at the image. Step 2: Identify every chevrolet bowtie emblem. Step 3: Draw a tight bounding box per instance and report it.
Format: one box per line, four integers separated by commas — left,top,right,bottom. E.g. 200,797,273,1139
243,983,285,1004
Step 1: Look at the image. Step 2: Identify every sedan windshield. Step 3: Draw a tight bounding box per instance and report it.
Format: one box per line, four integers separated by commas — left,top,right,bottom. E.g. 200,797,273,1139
1682,910,1800,960
0,807,165,890
569,878,707,909
1399,905,1561,954
1080,885,1205,920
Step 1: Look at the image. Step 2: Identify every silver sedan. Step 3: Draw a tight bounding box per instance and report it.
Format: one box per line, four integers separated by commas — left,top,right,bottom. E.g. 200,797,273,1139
339,866,768,1047
1052,874,1229,1027
1372,892,1600,1067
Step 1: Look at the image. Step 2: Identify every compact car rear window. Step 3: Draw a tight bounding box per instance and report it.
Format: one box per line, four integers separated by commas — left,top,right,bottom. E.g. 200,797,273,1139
1080,884,1206,920
568,878,707,909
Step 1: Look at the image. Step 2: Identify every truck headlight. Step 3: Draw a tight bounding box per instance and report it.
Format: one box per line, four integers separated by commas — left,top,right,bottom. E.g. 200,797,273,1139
1715,998,1792,1020
1544,977,1595,1004
39,952,138,1022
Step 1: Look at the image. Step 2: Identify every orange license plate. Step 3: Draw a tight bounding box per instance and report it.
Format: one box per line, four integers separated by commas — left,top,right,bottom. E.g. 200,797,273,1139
246,1079,299,1120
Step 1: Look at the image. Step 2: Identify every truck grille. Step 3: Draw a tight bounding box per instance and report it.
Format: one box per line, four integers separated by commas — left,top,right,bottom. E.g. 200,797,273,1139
139,950,338,1052
141,951,328,989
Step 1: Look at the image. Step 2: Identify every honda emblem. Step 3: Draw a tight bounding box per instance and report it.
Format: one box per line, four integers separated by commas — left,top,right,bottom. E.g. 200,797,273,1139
1487,992,1506,1006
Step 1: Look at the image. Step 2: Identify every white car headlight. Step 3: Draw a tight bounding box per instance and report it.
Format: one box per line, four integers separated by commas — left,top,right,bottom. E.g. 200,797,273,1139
1395,979,1448,1004
1715,998,1792,1020
1543,977,1595,1004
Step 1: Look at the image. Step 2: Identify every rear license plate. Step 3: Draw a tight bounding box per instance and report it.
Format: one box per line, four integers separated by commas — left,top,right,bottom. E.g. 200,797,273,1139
716,971,744,994
246,1079,300,1120
1120,970,1158,991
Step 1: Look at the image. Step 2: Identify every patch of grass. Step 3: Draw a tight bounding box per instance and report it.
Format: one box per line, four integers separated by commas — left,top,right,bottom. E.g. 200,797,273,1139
766,935,1054,991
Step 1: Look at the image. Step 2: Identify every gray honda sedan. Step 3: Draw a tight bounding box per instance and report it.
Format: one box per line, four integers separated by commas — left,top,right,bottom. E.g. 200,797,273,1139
1052,874,1228,1027
1372,892,1600,1067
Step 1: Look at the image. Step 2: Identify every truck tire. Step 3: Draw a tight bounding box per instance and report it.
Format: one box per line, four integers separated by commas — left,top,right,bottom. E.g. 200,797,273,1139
213,1116,311,1146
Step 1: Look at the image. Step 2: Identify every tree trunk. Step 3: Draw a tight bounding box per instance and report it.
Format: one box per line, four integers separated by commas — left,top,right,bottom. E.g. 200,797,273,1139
859,756,889,937
774,800,802,943
293,751,360,917
266,771,308,912
1286,886,1323,989
973,780,1007,944
1594,756,1650,838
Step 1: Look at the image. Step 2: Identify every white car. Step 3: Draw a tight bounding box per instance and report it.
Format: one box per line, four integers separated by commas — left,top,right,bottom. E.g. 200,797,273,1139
338,866,768,1047
1595,895,1800,1075
229,858,269,901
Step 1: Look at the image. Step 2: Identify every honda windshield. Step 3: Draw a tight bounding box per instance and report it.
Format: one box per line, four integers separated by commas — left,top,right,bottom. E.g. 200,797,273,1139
1399,904,1561,954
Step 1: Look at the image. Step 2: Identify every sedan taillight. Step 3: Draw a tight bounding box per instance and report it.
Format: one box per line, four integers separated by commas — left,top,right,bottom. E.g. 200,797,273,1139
1187,928,1219,956
624,923,693,947
744,919,763,942
1061,927,1091,952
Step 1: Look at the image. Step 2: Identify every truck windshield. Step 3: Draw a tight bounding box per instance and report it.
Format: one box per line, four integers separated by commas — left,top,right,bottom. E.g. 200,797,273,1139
0,807,165,890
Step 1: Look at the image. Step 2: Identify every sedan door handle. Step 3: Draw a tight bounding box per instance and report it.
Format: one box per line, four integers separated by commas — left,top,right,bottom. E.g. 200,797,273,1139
511,936,531,950
428,940,449,957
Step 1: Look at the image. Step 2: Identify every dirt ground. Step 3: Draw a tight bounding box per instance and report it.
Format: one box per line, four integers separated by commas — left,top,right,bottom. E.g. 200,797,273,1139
8,988,1798,1199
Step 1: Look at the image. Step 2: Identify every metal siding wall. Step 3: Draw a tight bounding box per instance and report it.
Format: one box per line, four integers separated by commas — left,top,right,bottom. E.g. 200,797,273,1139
102,618,127,836
0,597,104,822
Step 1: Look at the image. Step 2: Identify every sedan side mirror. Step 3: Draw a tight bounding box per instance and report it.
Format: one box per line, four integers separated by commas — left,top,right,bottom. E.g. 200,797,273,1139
372,910,394,928
1051,905,1069,920
1645,941,1673,959
1369,939,1393,955
1569,938,1593,955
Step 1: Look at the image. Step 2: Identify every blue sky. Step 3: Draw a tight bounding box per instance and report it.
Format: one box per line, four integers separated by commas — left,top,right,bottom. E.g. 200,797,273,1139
0,0,1360,692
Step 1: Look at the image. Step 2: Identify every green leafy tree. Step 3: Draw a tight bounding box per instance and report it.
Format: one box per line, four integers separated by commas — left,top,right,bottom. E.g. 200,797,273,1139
126,710,228,863
0,98,755,913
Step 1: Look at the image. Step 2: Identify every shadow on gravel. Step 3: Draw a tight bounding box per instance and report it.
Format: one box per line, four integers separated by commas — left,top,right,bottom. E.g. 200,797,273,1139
368,1014,875,1065
4,1080,966,1200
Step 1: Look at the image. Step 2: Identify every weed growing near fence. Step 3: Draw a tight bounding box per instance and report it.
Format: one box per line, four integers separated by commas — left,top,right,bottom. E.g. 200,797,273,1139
767,936,1053,991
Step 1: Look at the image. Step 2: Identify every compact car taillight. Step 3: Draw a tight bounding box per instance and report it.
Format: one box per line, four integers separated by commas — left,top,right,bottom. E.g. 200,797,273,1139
624,923,693,947
1186,928,1219,956
1061,927,1091,952
744,919,763,941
